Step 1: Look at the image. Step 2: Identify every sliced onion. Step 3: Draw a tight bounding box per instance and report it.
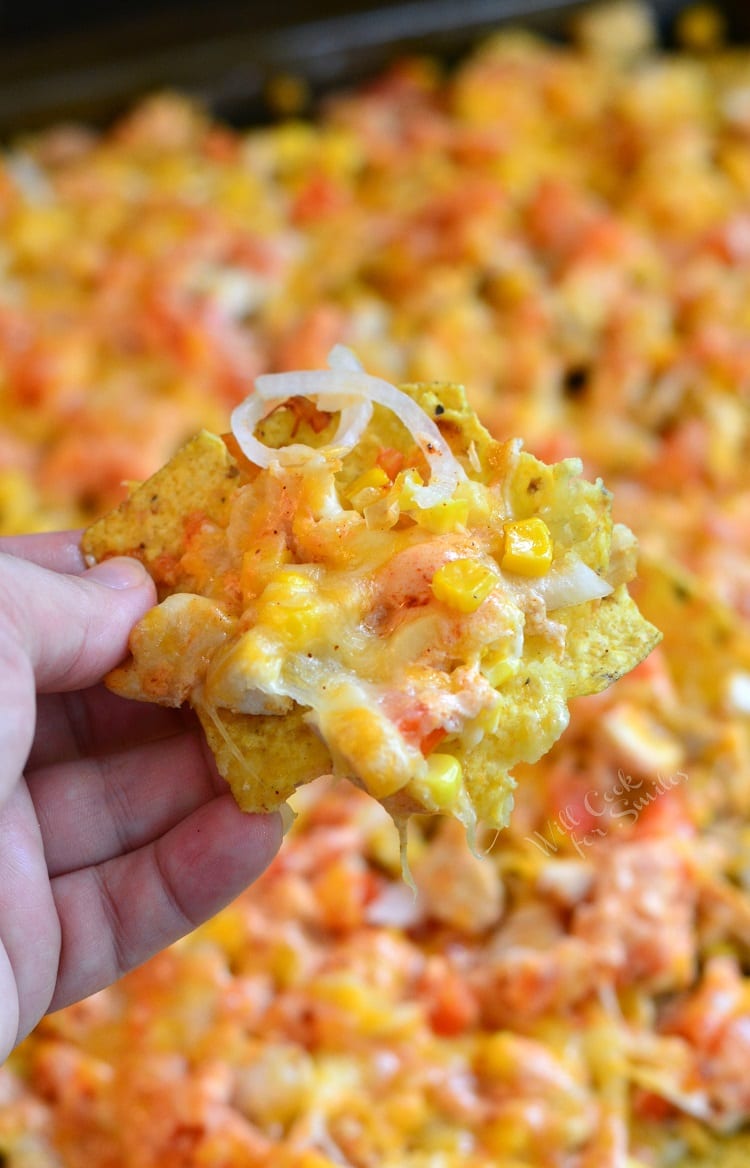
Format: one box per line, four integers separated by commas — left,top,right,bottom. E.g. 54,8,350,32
332,399,373,450
365,882,423,928
250,352,466,507
5,152,54,205
534,560,613,610
231,349,373,468
324,347,373,444
327,343,364,372
499,557,612,611
230,394,297,468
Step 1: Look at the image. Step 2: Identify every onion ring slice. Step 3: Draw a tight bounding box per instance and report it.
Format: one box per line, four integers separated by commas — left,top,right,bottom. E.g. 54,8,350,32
231,346,465,507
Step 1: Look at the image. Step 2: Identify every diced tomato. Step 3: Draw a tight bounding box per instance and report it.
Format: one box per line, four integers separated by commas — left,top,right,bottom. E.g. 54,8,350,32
420,726,449,756
547,759,604,836
292,174,349,224
632,1089,676,1123
275,305,345,372
633,786,695,841
312,856,377,932
287,396,331,435
150,551,182,588
202,127,240,163
392,705,447,756
376,446,405,480
525,178,601,268
420,960,479,1037
646,418,709,490
183,509,210,541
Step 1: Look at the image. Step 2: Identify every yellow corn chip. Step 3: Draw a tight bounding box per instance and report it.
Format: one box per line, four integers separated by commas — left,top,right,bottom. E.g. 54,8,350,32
83,359,660,836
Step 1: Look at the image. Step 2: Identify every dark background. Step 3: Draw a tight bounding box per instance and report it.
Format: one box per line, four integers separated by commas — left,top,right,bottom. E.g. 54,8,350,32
1,0,748,137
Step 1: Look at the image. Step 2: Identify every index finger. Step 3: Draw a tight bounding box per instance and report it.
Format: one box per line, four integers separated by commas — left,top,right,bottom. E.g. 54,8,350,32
0,531,86,575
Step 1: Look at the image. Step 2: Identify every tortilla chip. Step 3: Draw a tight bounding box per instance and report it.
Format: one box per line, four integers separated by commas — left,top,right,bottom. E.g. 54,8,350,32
198,705,333,812
442,587,660,825
632,555,750,710
83,368,660,835
82,430,241,591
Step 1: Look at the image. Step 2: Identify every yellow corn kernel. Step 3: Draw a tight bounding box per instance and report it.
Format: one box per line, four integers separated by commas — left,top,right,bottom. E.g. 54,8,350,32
347,466,390,509
480,1114,537,1159
309,972,392,1034
0,470,46,535
395,468,424,509
414,496,470,534
269,939,307,989
461,479,492,525
474,1032,519,1079
257,569,323,646
384,1091,430,1134
411,753,463,811
431,557,499,613
265,72,310,117
676,3,724,51
11,205,70,262
481,648,518,688
190,904,247,964
348,466,390,496
501,517,553,576
272,122,318,169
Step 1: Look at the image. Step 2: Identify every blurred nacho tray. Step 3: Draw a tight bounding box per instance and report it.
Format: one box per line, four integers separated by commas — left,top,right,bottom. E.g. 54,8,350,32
0,0,748,138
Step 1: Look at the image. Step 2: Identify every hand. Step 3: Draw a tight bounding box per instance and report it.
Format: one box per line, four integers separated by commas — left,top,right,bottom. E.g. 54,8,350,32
0,532,282,1063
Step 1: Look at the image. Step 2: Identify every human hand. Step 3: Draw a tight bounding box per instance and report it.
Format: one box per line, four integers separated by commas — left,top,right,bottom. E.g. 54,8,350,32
0,532,282,1063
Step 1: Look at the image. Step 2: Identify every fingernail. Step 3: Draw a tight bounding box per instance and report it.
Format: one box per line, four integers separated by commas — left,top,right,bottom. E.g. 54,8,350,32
279,802,297,836
86,556,150,590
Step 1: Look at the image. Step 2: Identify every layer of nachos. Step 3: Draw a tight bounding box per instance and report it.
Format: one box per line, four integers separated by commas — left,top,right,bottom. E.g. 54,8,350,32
82,346,659,838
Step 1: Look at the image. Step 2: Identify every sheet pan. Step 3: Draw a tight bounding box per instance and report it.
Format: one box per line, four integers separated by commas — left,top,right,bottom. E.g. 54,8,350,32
1,1,747,138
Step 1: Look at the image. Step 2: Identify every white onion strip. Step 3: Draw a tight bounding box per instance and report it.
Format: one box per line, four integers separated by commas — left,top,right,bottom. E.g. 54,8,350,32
231,345,371,469
537,560,613,609
231,392,373,470
501,558,613,611
231,347,466,508
326,346,372,448
328,343,364,373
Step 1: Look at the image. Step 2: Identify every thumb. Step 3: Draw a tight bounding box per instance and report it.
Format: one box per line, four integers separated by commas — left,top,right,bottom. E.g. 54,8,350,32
0,552,156,803
0,553,156,694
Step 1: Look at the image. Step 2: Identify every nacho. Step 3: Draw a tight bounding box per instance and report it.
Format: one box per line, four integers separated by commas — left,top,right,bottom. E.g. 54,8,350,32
83,347,660,834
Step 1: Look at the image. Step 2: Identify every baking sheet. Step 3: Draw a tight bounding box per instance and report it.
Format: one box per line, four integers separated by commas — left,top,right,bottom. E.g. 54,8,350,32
1,0,748,137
